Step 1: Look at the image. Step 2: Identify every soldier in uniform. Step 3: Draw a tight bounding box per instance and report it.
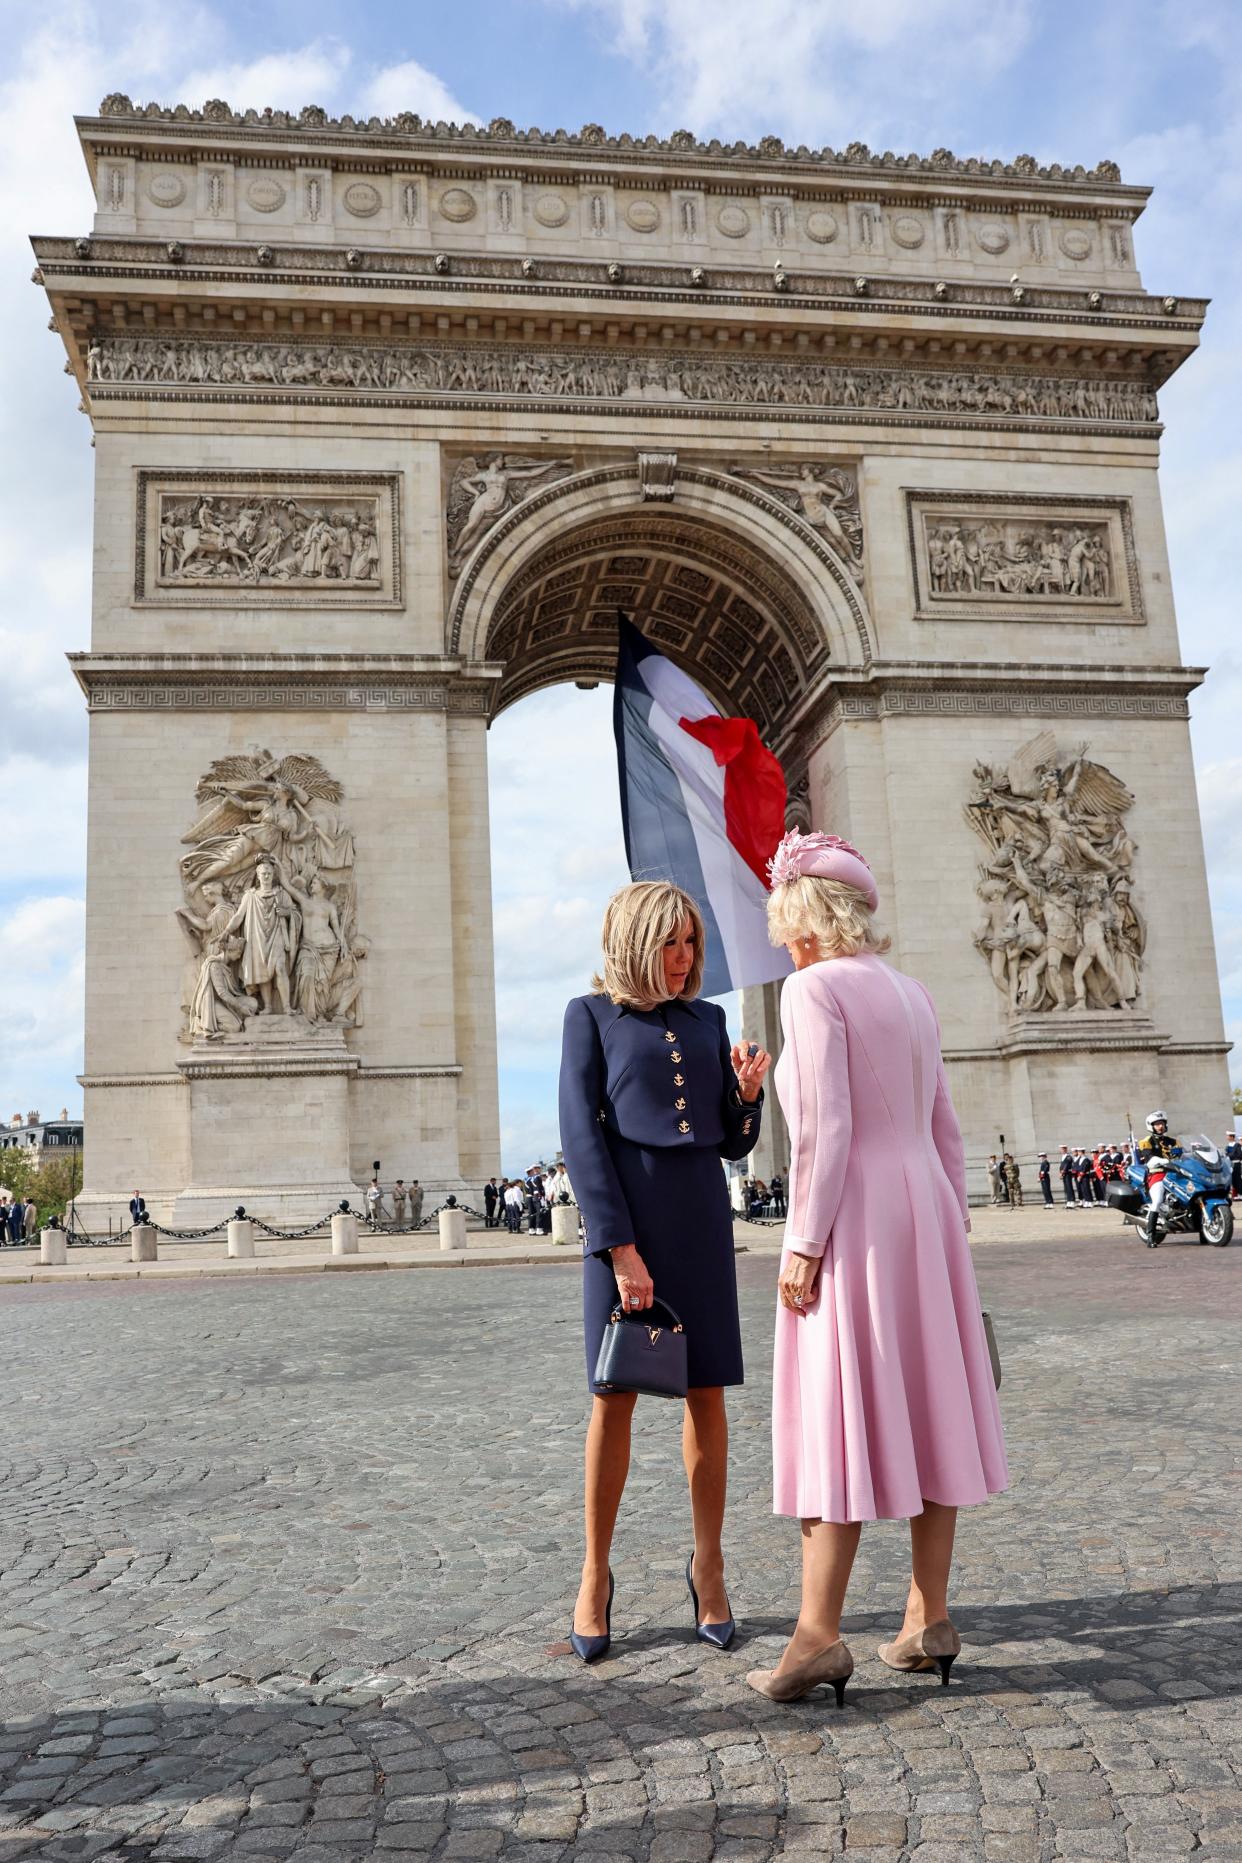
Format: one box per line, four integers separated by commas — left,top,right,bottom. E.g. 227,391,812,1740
1038,1153,1054,1206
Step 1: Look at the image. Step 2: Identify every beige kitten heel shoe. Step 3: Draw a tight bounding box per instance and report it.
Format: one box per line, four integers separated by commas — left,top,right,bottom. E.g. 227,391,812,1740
745,1639,854,1707
877,1619,961,1685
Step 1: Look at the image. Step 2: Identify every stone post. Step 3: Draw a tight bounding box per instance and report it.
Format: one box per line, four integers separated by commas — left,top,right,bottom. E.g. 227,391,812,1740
130,1223,158,1262
439,1206,467,1251
227,1218,255,1259
330,1211,358,1255
40,1227,68,1266
551,1202,579,1247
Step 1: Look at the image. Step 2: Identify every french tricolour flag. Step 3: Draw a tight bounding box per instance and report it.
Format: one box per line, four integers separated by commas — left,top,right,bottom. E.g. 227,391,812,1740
614,614,793,997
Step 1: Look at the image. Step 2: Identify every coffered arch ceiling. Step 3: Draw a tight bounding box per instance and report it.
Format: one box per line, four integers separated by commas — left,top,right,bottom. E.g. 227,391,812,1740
484,509,826,740
451,465,870,749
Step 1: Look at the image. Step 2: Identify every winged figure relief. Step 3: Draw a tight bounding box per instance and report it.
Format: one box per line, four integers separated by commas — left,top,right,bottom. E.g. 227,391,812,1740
445,454,574,575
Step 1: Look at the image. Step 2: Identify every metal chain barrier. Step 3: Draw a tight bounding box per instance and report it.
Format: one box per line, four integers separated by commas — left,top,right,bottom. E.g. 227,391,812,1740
27,1194,497,1254
250,1214,335,1241
145,1217,231,1240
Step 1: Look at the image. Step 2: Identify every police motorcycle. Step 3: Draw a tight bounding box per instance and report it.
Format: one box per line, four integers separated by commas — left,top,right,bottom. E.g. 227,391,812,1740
1106,1111,1233,1247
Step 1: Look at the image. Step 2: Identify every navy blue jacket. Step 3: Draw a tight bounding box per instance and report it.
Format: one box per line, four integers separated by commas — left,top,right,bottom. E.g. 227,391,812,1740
558,992,763,1258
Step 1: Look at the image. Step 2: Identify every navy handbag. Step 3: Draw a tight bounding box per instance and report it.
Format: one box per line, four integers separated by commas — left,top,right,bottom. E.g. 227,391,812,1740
593,1298,688,1399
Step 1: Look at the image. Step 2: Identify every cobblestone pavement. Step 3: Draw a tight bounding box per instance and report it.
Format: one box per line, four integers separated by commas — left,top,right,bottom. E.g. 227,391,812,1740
0,1221,1239,1862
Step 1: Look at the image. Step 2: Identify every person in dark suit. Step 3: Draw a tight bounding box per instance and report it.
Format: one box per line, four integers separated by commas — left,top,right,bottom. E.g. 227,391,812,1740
8,1198,26,1245
559,881,769,1663
483,1179,498,1228
129,1191,147,1226
769,1172,786,1218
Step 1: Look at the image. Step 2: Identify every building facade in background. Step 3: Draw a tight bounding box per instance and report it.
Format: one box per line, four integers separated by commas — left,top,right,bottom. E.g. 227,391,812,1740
34,96,1229,1220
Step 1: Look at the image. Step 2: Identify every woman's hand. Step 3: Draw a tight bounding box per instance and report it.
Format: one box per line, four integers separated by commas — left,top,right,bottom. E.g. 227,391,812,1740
731,1043,771,1103
610,1243,654,1312
778,1251,820,1314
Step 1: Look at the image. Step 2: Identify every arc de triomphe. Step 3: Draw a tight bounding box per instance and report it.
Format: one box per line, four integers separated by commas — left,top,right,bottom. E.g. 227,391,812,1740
35,97,1229,1221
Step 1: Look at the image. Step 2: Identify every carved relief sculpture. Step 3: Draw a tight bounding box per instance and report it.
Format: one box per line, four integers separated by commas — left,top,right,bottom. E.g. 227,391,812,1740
907,493,1140,623
445,453,573,574
966,732,1143,1015
730,462,863,564
89,337,1160,430
157,492,381,588
136,472,400,608
925,514,1112,601
176,750,366,1042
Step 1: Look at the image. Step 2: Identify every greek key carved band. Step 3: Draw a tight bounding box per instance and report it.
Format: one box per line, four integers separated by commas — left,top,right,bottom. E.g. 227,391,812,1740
87,683,491,714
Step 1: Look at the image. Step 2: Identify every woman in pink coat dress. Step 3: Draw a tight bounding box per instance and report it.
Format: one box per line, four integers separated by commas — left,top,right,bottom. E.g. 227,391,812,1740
747,831,1008,1706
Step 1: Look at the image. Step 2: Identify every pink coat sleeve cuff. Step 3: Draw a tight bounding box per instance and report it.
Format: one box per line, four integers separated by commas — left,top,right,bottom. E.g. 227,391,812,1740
782,1232,827,1260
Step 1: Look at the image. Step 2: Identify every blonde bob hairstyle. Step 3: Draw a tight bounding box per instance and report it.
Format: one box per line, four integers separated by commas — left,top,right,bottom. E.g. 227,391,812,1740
591,881,706,1009
767,873,891,960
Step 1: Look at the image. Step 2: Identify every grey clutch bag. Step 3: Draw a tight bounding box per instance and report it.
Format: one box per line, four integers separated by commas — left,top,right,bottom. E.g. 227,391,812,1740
981,1309,1002,1389
594,1298,688,1398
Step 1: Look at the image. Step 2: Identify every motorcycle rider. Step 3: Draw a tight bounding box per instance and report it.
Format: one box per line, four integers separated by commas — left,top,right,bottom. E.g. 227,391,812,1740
1137,1110,1180,1246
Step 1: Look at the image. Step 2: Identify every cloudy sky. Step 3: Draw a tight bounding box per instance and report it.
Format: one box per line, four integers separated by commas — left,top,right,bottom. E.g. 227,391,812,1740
1,0,1239,1168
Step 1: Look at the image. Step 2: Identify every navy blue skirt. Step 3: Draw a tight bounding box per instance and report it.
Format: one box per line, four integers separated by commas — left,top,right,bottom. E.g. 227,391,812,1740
583,1132,744,1393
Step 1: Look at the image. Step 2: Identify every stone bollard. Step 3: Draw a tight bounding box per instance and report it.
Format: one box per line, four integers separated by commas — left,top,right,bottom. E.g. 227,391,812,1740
227,1218,255,1260
40,1227,67,1266
551,1202,579,1247
439,1206,467,1252
131,1223,158,1263
330,1211,358,1256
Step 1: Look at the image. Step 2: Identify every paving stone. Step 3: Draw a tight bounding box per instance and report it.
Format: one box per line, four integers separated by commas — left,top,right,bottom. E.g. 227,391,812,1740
0,1241,1238,1863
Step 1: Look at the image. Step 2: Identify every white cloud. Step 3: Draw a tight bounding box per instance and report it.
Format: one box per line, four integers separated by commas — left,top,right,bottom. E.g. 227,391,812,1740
0,895,85,1117
176,41,353,112
560,0,1034,143
360,59,478,125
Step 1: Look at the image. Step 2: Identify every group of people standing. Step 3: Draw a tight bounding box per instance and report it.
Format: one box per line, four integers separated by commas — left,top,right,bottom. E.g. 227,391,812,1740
483,1165,574,1234
363,1177,424,1229
560,838,1007,1703
988,1144,1132,1209
0,1192,39,1245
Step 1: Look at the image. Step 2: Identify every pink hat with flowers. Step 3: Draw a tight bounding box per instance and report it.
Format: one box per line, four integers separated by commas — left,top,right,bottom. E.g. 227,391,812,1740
766,829,879,909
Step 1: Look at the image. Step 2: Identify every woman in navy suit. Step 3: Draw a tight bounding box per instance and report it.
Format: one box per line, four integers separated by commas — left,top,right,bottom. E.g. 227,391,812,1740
559,881,770,1661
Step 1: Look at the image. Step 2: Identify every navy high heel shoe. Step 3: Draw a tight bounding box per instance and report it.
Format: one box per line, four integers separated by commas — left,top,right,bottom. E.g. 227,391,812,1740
686,1550,735,1650
569,1570,615,1664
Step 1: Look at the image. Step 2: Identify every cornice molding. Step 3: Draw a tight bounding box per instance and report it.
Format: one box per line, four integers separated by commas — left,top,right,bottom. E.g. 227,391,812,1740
35,237,1201,333
799,660,1204,750
69,653,501,715
85,97,1138,200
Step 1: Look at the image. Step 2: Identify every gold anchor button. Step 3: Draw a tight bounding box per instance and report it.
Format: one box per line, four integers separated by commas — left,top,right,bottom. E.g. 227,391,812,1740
664,1030,677,1042
670,1050,682,1063
675,1097,687,1111
673,1073,685,1086
678,1120,691,1134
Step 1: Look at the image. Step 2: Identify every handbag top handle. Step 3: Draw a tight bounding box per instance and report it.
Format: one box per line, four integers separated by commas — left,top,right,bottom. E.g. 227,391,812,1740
608,1296,685,1331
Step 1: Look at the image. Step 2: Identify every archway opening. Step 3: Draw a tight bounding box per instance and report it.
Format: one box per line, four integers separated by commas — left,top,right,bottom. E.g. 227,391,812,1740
480,506,809,1175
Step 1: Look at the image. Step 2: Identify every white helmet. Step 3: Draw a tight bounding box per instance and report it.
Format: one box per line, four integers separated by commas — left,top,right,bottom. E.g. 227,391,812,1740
1145,1110,1169,1132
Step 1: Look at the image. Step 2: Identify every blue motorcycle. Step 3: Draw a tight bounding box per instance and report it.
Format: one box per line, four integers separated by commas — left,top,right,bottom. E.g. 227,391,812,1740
1106,1137,1234,1247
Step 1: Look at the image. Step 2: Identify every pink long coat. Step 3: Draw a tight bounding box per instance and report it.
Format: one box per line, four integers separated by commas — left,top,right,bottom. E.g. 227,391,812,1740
771,953,1009,1522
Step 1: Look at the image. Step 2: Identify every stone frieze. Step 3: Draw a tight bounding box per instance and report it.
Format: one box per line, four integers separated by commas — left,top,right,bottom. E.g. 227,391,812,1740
89,336,1159,429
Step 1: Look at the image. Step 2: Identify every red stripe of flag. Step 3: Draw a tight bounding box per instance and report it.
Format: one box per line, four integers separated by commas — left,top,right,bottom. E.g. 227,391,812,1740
677,714,787,888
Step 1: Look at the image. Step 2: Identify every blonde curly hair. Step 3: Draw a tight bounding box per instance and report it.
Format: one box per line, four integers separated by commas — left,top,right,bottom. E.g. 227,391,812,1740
767,873,891,959
591,881,706,1008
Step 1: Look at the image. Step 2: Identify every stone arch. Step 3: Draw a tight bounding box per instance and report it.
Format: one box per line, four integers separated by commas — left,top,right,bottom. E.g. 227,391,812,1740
447,464,871,744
